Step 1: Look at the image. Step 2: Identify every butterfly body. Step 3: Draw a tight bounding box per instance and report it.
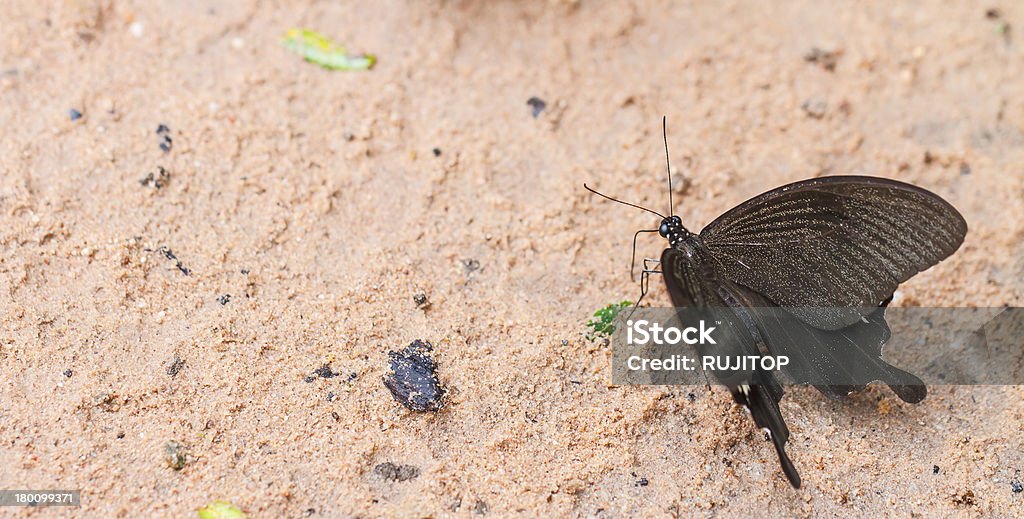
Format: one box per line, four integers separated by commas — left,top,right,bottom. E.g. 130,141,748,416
650,176,966,488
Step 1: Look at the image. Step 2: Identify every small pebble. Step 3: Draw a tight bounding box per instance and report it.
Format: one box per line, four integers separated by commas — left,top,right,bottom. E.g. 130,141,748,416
933,465,940,474
1012,480,1023,493
527,96,546,118
432,147,442,157
413,293,430,309
313,364,339,379
373,462,420,482
462,258,481,274
139,166,170,189
217,294,231,305
68,108,82,121
164,440,191,471
166,355,185,377
803,47,841,71
63,369,73,378
383,339,445,412
156,124,172,152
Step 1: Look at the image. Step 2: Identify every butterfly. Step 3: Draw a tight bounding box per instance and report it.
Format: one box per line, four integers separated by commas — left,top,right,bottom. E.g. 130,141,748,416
587,118,967,488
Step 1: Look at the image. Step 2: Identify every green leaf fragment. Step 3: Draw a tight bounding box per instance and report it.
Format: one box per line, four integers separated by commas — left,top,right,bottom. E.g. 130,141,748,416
197,500,246,519
282,28,376,70
586,300,632,339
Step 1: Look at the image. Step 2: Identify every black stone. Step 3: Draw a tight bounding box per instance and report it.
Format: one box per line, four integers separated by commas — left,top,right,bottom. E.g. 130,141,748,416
526,97,546,118
384,339,445,412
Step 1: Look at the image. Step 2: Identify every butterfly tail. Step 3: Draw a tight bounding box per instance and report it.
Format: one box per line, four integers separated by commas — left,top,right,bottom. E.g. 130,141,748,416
731,376,802,489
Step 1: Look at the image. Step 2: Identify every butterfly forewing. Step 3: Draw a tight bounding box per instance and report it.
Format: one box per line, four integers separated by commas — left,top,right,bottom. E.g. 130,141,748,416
699,176,967,330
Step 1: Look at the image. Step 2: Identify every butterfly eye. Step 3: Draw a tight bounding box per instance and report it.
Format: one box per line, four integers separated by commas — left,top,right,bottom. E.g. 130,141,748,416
659,222,670,237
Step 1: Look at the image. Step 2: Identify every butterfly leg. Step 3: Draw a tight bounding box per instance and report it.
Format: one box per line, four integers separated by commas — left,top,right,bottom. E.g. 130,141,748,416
630,230,660,281
627,260,663,320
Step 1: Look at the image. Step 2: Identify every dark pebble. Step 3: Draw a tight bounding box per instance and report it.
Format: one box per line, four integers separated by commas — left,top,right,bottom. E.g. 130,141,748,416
413,293,430,309
304,375,316,383
69,109,82,121
164,440,190,471
139,166,171,189
635,477,649,487
461,258,481,274
159,137,172,152
803,47,840,71
166,355,185,377
474,500,489,515
383,339,445,412
432,147,442,157
156,124,170,134
687,392,697,402
154,246,191,275
63,369,73,378
373,462,420,482
1013,480,1023,493
959,162,971,175
217,294,231,305
116,432,125,439
314,364,339,379
526,96,546,118
933,465,940,474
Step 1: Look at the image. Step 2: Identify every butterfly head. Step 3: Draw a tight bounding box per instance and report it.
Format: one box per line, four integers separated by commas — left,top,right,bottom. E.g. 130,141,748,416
658,215,690,246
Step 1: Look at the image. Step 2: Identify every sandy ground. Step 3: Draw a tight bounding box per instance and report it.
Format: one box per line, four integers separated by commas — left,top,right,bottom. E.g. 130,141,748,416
1,0,1023,517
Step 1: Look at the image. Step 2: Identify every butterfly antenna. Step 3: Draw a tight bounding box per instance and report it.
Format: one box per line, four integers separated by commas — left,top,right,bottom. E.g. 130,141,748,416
663,115,674,218
584,184,666,219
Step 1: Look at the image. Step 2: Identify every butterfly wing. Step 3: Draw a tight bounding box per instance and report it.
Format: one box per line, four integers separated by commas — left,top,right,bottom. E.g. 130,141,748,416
661,247,801,488
699,176,967,330
724,287,928,404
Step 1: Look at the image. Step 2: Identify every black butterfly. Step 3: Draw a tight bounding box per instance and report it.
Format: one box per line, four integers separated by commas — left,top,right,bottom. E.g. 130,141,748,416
587,118,967,488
